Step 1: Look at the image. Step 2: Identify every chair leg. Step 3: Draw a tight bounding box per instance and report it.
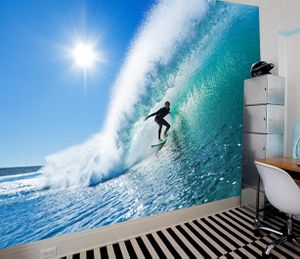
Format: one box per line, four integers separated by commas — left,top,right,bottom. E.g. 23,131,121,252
292,237,300,247
256,226,283,236
265,236,288,255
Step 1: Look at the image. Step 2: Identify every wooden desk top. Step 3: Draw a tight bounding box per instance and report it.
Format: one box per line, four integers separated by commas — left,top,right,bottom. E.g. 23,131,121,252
255,157,300,173
255,157,300,184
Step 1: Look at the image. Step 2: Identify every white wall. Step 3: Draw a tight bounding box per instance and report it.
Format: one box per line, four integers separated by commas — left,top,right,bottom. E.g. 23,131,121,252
222,0,300,156
257,0,300,156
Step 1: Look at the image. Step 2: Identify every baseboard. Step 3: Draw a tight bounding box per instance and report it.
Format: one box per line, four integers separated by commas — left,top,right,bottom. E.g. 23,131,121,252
0,196,240,259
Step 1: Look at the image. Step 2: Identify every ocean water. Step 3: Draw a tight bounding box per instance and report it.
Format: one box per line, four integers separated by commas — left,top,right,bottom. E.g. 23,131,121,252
0,1,260,249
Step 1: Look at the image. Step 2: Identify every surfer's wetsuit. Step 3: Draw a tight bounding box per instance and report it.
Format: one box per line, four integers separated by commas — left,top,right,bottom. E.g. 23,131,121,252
146,107,170,140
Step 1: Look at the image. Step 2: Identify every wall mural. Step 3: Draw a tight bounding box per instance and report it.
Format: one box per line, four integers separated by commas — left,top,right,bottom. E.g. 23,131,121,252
0,0,260,248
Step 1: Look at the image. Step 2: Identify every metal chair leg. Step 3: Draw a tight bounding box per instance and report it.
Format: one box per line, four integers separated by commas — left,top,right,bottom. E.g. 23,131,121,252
256,225,283,236
265,236,288,255
292,237,300,247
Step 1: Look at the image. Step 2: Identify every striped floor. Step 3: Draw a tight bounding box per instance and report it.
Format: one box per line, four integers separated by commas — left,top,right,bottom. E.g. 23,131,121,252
60,207,300,258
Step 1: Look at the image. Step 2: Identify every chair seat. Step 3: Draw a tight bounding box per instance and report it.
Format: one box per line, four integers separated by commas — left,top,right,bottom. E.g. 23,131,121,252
255,161,300,256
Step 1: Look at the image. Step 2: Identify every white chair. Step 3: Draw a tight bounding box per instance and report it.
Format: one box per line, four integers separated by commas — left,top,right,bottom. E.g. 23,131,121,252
254,161,300,256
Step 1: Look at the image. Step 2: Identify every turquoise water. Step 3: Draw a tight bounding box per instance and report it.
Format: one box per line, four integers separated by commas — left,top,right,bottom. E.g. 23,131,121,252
0,2,259,249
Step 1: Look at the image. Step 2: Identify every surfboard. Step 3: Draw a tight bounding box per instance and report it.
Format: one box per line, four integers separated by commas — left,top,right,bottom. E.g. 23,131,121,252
151,138,167,148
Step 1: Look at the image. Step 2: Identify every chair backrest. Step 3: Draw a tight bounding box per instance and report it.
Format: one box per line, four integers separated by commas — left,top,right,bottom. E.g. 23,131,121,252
254,161,300,215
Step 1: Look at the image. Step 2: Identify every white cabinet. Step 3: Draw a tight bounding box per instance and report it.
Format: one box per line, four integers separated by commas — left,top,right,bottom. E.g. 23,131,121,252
241,75,285,210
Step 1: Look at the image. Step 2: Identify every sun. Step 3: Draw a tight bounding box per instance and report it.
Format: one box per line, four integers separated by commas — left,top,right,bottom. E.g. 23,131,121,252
72,43,97,69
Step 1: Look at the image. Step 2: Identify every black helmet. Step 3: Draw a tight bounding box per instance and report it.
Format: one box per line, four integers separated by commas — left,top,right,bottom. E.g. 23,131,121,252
251,61,274,77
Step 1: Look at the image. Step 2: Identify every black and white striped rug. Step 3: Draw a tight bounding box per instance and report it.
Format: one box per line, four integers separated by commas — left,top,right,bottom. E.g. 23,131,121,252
60,207,300,258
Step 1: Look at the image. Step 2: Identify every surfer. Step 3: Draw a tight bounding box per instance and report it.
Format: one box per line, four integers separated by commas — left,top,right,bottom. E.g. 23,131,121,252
145,101,171,141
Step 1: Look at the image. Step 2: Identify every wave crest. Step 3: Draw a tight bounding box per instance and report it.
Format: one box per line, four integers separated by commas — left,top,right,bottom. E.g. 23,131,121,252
39,0,214,188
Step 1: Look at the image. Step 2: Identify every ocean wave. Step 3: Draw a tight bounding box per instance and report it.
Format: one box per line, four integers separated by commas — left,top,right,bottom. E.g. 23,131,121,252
39,0,215,188
38,0,253,189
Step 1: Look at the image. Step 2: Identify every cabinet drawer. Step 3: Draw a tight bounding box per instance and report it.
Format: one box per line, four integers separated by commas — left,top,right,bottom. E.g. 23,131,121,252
243,104,284,133
243,133,283,159
244,75,285,105
242,133,283,186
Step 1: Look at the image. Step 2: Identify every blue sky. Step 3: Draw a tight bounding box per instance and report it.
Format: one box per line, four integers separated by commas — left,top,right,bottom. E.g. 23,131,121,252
0,0,153,167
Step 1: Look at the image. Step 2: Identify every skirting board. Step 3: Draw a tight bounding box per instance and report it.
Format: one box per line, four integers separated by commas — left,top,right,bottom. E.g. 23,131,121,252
0,196,240,259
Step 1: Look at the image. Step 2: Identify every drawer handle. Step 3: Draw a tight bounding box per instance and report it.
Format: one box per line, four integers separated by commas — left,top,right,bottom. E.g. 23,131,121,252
263,117,266,121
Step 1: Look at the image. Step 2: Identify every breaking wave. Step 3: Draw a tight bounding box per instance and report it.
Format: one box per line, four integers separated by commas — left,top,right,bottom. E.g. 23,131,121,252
39,0,259,188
